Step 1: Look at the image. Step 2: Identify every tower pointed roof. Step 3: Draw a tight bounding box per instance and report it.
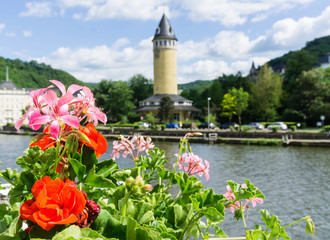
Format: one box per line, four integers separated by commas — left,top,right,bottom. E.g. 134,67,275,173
153,14,177,41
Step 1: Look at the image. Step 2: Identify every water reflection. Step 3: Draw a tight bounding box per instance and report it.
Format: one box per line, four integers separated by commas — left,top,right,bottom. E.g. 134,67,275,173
0,134,328,239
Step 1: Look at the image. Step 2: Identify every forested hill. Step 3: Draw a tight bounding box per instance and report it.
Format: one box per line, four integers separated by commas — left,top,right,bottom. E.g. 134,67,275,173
178,80,213,91
268,35,330,68
0,57,84,88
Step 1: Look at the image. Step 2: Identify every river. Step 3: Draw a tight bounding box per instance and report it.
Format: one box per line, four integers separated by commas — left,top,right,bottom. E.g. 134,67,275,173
0,134,329,239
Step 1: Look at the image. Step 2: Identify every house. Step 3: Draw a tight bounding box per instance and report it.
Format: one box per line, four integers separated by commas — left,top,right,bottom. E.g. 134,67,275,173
0,68,31,127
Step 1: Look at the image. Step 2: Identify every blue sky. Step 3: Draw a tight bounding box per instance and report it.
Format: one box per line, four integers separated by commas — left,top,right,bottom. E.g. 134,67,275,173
1,0,330,84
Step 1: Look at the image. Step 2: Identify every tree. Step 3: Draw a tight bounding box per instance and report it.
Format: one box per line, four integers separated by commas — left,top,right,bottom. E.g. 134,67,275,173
285,50,317,93
285,68,330,124
158,96,174,123
93,80,135,122
128,74,153,107
229,87,249,130
208,80,223,107
250,64,283,121
220,93,237,122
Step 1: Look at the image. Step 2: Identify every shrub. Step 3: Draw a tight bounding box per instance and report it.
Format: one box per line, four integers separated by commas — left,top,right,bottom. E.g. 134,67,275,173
324,125,330,132
290,125,297,132
272,126,280,132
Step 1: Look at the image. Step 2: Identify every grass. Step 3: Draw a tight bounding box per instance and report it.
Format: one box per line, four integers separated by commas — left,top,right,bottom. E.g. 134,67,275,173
240,138,282,146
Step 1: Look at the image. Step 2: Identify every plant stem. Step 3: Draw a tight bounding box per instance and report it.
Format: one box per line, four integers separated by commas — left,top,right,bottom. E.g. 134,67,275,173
283,217,307,228
121,190,132,217
241,202,247,230
54,139,61,173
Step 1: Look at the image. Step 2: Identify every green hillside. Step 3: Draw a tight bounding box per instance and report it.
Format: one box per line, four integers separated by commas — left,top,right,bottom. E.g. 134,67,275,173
0,57,85,88
178,80,213,91
268,35,330,68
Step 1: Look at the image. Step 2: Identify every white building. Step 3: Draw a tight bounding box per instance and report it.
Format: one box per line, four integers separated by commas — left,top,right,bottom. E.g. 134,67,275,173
0,77,31,128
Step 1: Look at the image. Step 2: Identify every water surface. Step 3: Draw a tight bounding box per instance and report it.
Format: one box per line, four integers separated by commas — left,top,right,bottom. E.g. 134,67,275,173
0,134,328,239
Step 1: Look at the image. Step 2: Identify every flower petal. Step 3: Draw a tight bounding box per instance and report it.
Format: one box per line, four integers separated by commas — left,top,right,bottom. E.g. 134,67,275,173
50,120,60,139
50,80,66,95
61,115,80,129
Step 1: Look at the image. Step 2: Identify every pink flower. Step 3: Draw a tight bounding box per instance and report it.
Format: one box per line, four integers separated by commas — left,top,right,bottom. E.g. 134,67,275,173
110,135,154,161
245,197,264,207
29,90,79,139
15,80,107,140
176,153,210,181
224,185,236,201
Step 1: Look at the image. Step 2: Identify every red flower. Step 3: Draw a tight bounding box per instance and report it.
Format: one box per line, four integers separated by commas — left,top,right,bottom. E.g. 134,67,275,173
79,123,107,158
20,176,86,231
29,123,107,158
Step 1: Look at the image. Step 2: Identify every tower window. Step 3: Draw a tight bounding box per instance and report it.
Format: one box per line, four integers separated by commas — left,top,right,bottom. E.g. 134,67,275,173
160,41,162,46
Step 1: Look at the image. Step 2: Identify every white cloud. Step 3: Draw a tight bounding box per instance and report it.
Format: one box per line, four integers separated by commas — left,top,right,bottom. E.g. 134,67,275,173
20,2,54,17
271,6,330,48
85,0,170,20
33,38,153,82
0,23,5,33
23,31,32,37
5,32,16,37
180,0,314,27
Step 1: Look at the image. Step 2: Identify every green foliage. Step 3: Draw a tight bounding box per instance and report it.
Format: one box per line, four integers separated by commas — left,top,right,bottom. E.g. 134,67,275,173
250,64,283,121
93,80,135,122
220,93,237,122
229,87,249,129
128,74,153,107
158,96,174,123
324,125,330,132
286,68,330,123
0,58,84,89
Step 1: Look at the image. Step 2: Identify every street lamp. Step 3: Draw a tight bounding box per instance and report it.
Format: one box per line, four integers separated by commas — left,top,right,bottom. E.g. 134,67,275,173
207,97,211,130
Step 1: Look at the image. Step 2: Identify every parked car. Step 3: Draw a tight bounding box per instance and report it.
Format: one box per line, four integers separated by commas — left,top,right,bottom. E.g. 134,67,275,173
166,122,179,129
267,122,288,130
197,122,215,129
219,122,238,129
139,122,151,128
182,123,192,129
245,122,265,130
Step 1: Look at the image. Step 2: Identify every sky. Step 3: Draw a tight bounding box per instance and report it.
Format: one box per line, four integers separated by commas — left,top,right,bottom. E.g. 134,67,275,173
1,0,330,84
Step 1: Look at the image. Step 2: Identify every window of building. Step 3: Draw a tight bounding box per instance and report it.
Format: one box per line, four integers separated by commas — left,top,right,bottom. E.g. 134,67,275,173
173,113,180,121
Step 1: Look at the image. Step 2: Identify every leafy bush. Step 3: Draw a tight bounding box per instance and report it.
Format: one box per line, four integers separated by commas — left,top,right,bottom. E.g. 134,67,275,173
324,125,330,132
271,126,280,132
290,125,297,132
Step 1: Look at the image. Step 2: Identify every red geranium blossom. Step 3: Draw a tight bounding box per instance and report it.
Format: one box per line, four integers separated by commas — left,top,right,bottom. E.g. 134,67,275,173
30,123,107,158
79,123,107,158
20,176,86,231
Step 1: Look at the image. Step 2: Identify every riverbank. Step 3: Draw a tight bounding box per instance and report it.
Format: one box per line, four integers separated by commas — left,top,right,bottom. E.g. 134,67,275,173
1,126,330,147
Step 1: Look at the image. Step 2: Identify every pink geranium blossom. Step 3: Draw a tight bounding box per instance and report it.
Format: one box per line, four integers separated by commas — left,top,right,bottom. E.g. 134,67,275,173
110,135,155,161
15,80,107,140
175,153,210,181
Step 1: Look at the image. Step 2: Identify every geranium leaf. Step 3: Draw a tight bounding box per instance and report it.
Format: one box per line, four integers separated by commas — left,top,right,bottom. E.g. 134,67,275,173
69,158,86,182
84,165,116,188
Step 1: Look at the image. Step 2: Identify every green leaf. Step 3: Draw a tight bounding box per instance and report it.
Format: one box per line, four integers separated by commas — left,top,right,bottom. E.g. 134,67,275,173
84,165,116,188
20,171,35,191
50,225,110,240
166,203,194,229
176,172,204,195
81,145,98,170
0,216,22,240
92,209,125,239
246,230,267,240
96,159,119,178
29,225,65,240
69,158,86,182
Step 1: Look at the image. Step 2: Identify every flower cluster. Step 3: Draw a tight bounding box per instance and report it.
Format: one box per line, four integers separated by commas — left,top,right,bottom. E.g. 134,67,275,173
20,176,86,231
175,153,210,181
110,135,154,161
15,80,106,140
125,176,152,196
224,184,264,213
